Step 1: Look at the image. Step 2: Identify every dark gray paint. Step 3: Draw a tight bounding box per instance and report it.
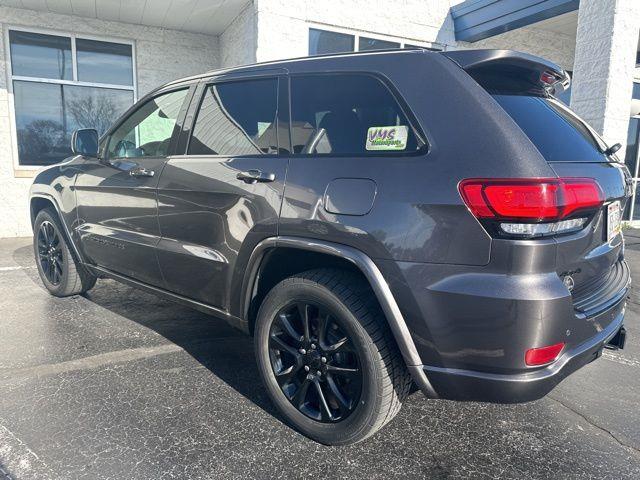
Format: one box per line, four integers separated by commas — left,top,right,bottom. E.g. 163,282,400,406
29,48,631,404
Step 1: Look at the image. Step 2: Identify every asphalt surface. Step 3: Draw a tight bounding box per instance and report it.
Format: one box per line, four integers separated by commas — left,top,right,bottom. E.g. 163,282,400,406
1,234,639,480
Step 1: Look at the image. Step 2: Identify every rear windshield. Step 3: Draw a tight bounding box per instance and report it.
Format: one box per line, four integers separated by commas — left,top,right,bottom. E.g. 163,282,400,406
492,95,608,162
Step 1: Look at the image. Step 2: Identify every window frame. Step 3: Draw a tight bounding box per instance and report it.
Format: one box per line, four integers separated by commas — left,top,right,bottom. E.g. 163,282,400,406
104,85,193,161
287,71,429,158
185,75,283,158
307,24,444,55
5,25,137,174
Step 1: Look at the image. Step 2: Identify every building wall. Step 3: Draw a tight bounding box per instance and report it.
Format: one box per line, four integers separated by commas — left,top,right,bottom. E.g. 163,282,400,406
220,2,257,68
0,6,219,237
465,25,576,71
253,0,458,63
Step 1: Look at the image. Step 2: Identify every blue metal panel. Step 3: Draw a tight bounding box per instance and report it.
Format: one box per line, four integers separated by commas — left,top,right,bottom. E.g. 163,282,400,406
452,0,579,42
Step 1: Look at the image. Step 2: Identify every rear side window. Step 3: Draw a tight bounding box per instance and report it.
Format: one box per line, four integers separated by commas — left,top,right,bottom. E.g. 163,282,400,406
189,78,278,156
290,74,423,155
492,95,607,162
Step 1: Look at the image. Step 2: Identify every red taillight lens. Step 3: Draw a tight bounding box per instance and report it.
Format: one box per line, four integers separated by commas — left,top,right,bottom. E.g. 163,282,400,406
525,342,565,366
459,178,603,221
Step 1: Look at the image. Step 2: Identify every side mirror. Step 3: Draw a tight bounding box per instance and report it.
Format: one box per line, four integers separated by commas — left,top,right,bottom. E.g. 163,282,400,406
71,129,99,157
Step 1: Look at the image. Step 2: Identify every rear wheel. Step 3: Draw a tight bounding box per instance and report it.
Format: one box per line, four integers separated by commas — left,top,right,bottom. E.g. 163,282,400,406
33,208,96,297
254,268,412,445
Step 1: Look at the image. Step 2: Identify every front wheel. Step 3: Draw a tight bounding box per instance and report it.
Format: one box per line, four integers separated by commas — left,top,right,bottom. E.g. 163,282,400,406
254,268,412,445
33,208,97,297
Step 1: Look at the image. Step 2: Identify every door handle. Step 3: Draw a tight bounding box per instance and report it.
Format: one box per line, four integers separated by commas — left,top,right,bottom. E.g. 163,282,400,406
236,169,276,184
129,167,155,177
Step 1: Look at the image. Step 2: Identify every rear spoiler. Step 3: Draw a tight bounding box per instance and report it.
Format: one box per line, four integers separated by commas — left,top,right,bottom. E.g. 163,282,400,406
442,49,570,96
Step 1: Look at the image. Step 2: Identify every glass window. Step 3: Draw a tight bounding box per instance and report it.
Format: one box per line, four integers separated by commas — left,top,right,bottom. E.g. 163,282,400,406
8,29,136,166
358,37,400,51
492,95,607,162
309,28,354,55
189,78,279,156
76,38,133,86
290,74,422,155
108,89,188,159
625,117,640,176
9,30,72,80
13,81,132,166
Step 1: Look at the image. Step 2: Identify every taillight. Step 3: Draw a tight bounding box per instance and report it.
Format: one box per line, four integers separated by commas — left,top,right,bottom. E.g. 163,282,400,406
459,178,603,238
525,342,565,366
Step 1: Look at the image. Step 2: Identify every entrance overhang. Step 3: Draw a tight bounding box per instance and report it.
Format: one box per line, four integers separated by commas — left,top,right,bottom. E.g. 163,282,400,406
452,0,580,42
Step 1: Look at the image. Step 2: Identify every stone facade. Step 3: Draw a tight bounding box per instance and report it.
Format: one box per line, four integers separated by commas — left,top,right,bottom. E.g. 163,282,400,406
571,0,640,149
220,3,257,68
0,6,219,237
467,25,576,71
253,0,458,63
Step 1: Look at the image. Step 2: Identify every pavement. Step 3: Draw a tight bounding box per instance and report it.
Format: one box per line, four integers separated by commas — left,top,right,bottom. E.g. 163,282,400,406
0,233,639,480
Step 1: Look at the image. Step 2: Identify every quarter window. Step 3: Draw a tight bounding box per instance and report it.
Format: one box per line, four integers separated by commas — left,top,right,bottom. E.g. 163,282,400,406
189,78,279,156
290,74,423,155
8,29,135,166
107,89,188,159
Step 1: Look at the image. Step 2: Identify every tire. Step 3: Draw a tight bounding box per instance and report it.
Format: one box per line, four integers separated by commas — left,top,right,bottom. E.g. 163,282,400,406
254,268,412,445
33,208,97,297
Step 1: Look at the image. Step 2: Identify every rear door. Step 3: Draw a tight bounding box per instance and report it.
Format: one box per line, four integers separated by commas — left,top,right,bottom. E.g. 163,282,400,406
492,94,631,314
75,87,192,286
155,74,289,309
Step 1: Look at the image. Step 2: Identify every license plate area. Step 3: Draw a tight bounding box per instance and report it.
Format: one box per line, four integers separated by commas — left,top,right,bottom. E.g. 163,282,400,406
607,201,621,243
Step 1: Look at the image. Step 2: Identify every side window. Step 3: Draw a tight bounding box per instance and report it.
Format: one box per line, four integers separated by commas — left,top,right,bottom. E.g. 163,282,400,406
290,74,422,155
188,78,278,156
107,88,189,159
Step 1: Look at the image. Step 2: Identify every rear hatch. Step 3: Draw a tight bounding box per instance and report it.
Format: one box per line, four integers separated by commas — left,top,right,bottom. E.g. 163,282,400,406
494,94,630,315
446,50,632,316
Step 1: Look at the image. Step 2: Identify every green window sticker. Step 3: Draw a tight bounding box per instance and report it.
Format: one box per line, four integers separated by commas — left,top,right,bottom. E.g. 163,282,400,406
366,125,408,151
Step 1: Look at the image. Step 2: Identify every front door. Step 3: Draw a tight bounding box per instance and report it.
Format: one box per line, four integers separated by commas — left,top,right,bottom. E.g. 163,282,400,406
156,75,289,309
75,87,192,286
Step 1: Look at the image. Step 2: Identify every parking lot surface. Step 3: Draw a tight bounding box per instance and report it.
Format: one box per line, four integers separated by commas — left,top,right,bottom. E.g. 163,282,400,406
1,233,639,480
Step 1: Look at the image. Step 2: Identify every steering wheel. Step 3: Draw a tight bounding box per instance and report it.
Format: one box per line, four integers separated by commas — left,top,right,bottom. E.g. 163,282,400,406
113,139,145,158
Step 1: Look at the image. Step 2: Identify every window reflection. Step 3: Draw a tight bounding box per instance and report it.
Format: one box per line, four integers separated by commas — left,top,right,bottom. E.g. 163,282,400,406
309,29,354,55
9,30,72,80
77,38,133,86
358,37,400,51
189,79,279,156
14,81,133,165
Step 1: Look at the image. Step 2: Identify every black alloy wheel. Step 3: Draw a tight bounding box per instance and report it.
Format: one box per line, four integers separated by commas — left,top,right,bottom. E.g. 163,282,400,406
268,301,363,423
36,220,64,286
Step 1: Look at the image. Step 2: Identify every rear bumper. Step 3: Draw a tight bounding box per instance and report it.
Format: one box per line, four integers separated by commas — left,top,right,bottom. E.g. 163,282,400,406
420,297,626,403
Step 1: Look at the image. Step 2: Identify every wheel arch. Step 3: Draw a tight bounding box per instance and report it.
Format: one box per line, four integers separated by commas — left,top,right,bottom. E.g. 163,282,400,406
30,193,84,264
240,236,438,398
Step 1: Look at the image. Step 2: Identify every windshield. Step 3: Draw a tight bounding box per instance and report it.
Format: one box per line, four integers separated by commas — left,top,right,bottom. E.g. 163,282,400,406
492,94,609,163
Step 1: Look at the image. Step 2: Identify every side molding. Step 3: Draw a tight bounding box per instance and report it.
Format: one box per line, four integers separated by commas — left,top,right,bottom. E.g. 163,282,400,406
242,236,438,398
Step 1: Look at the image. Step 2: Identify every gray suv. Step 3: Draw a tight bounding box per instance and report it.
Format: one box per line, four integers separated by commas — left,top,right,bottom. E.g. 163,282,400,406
29,49,630,445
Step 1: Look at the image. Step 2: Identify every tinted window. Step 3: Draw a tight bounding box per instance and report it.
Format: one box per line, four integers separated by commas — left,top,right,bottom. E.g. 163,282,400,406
189,78,278,156
9,31,72,80
76,38,133,86
290,74,422,155
492,95,607,162
358,37,399,51
309,29,354,55
108,89,188,159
